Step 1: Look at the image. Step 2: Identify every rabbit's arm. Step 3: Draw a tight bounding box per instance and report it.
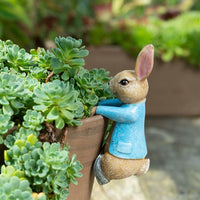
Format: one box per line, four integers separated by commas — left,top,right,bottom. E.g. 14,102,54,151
96,106,137,123
98,99,122,107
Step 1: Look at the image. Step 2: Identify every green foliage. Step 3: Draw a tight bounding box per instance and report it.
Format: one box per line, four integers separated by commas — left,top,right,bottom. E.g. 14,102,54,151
150,11,200,66
0,40,52,78
0,112,14,144
0,1,29,24
75,68,113,116
30,48,52,70
0,0,95,47
0,36,112,199
23,110,45,131
0,174,33,200
4,129,82,200
0,0,32,47
0,166,46,199
0,40,31,72
0,0,199,68
6,44,33,71
33,80,84,129
0,73,26,116
1,165,26,181
0,36,112,130
4,133,42,168
89,11,200,68
39,143,82,197
51,36,89,79
185,29,200,66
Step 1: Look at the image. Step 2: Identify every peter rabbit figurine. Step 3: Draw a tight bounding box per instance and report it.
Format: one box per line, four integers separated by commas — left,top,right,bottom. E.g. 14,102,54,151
93,44,154,185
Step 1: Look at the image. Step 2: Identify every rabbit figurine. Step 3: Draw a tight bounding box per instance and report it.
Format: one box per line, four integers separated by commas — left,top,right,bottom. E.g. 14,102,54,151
93,44,154,185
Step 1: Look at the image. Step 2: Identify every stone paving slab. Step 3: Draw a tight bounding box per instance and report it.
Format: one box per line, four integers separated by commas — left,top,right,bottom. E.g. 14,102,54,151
91,117,200,200
91,177,146,200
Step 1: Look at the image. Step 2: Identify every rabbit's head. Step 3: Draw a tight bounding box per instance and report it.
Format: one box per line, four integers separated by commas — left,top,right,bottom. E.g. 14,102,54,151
109,44,154,104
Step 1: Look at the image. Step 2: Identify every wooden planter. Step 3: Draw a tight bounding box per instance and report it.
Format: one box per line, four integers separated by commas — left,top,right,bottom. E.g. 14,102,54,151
66,115,107,200
0,115,107,200
85,46,200,116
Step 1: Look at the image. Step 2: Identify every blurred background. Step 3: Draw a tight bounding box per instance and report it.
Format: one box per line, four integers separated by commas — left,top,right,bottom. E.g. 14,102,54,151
1,0,200,199
0,0,200,66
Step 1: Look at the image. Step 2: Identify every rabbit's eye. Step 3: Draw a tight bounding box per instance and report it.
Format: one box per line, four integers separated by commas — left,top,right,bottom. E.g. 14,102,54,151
120,79,129,86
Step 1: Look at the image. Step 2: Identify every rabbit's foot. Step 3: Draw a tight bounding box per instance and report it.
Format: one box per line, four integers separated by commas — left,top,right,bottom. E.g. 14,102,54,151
135,158,150,175
93,154,110,185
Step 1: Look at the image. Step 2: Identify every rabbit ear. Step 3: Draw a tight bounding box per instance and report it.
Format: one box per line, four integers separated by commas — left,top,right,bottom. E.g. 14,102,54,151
135,44,154,81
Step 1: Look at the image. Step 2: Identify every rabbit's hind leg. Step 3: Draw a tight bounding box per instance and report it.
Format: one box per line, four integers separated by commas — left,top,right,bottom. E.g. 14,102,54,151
101,152,150,180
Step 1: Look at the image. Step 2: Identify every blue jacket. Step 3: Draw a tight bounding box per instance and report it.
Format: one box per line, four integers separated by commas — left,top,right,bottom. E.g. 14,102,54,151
96,99,147,159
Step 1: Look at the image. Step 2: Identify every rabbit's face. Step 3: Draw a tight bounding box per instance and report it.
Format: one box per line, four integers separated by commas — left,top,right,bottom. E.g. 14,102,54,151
109,70,149,104
109,44,154,104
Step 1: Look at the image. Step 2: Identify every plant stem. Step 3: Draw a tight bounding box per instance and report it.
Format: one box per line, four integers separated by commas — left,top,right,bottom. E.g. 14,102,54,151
60,129,68,150
46,71,54,83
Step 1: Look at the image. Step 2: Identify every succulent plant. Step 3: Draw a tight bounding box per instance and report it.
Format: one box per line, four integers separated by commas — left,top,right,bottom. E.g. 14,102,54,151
0,72,26,116
4,127,82,200
0,174,33,200
75,67,113,116
4,133,42,169
0,40,15,68
23,148,50,184
30,48,52,70
23,110,44,131
23,76,40,92
30,48,52,81
1,165,26,180
39,143,82,199
0,166,39,200
6,44,33,72
51,36,89,80
76,68,99,92
0,36,112,199
0,166,46,200
0,111,14,144
4,128,40,151
33,80,84,129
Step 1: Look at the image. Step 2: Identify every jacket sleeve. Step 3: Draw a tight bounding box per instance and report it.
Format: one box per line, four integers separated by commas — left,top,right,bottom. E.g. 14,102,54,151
98,99,122,107
96,105,138,123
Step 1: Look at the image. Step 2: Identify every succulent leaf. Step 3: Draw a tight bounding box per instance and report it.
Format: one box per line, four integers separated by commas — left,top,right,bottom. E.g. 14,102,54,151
0,174,33,200
0,113,14,144
51,36,89,79
23,110,44,131
33,80,84,129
